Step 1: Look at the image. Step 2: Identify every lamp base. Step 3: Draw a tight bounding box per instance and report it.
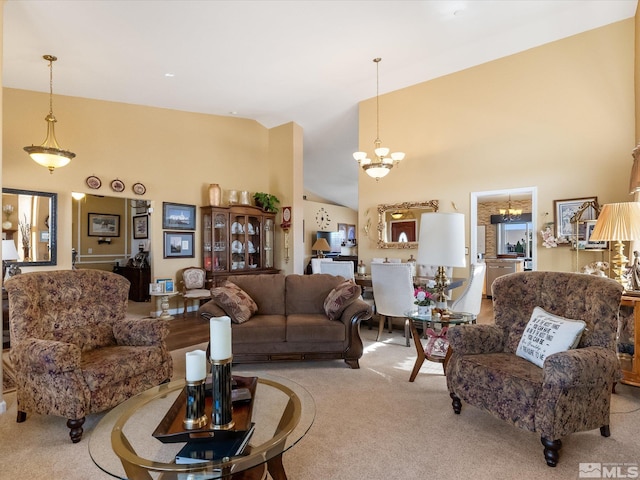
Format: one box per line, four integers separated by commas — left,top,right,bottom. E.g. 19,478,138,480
611,240,630,289
434,266,451,305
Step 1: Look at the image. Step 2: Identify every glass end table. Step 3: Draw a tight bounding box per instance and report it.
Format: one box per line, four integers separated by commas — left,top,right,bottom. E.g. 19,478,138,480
89,372,314,479
405,309,475,382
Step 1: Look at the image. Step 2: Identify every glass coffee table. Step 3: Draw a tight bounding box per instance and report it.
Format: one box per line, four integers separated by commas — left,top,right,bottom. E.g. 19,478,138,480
89,372,315,479
405,309,475,382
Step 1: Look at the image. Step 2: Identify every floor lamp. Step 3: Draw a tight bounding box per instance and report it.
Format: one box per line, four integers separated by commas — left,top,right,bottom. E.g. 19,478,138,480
417,213,466,307
589,202,640,289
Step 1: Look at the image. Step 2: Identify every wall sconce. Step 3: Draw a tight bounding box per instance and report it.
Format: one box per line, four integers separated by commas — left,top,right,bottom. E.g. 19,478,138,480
97,237,112,245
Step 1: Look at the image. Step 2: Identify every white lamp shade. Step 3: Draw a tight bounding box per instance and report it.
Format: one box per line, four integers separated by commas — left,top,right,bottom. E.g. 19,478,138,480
589,202,640,241
2,240,19,261
417,212,466,268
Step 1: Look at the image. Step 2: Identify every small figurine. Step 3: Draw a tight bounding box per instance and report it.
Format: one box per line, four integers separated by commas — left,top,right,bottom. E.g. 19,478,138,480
631,251,640,291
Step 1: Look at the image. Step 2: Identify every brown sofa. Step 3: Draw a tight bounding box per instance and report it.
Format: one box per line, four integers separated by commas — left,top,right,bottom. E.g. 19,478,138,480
198,273,372,368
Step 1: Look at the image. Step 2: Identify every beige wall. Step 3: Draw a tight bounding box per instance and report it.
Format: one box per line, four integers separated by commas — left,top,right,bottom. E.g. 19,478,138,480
2,88,302,312
358,19,636,275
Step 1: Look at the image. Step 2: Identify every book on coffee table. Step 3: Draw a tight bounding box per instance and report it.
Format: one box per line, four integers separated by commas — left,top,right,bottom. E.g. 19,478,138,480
175,423,255,464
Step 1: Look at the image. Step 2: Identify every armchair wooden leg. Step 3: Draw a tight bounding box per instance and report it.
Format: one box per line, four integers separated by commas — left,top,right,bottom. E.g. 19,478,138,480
16,410,27,423
541,437,561,467
450,393,462,414
67,417,85,443
376,316,386,341
600,425,611,437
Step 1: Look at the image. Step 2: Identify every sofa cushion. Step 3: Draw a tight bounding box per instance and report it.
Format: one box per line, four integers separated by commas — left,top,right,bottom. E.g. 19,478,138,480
286,274,345,315
286,314,347,342
516,306,586,368
226,274,286,315
323,280,361,320
231,315,286,344
211,281,258,323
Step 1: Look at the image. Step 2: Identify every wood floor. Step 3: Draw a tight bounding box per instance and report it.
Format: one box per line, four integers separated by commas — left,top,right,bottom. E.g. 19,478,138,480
162,297,495,352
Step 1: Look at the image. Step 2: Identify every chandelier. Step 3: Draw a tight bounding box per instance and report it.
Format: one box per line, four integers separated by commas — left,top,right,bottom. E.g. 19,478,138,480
499,195,523,222
353,58,405,180
24,55,76,174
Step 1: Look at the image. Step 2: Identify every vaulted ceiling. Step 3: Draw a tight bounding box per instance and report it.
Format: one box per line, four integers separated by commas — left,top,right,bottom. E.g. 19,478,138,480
3,1,636,209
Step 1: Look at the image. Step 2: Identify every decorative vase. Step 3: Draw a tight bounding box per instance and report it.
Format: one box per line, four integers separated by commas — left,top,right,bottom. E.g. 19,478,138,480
2,221,12,230
417,305,431,316
208,184,222,206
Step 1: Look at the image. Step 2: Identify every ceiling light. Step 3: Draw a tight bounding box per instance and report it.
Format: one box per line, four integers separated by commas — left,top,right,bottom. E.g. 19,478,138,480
499,195,522,222
353,58,405,181
23,55,76,173
71,192,86,200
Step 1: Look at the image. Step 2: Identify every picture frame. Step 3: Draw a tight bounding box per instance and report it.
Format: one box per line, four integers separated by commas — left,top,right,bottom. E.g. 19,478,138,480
133,215,148,239
347,224,356,241
149,283,163,294
88,213,120,237
163,231,195,258
553,197,598,241
585,219,608,249
163,202,196,230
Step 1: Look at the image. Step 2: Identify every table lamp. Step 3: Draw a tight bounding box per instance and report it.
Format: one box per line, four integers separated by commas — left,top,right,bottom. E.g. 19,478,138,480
588,202,640,288
417,213,466,306
2,239,20,282
311,237,331,258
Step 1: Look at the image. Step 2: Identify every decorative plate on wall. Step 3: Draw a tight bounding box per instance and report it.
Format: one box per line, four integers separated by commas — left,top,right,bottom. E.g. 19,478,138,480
86,176,101,189
132,182,146,195
110,179,125,192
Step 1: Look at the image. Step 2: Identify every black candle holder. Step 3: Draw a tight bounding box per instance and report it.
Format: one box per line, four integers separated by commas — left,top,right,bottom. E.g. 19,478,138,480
183,378,207,430
211,357,234,430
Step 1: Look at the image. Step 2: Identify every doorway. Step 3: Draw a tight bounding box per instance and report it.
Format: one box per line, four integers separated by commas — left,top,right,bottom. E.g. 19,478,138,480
470,187,538,271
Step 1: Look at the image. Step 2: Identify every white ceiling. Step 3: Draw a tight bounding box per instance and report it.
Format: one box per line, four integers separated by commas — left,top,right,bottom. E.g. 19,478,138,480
3,1,637,210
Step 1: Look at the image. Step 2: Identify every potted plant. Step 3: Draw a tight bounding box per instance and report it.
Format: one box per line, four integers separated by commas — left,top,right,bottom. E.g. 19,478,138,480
253,192,280,213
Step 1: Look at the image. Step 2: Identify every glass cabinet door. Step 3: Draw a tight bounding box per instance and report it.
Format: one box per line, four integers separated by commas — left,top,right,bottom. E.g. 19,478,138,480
247,215,261,270
230,213,247,271
203,210,213,272
212,212,228,272
264,217,274,268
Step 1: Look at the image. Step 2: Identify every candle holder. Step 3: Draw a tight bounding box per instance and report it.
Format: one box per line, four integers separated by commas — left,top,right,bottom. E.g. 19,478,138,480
210,357,234,430
183,378,208,430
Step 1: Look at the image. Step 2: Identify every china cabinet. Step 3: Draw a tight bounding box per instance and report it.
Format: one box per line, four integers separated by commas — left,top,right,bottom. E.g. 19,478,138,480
202,205,278,286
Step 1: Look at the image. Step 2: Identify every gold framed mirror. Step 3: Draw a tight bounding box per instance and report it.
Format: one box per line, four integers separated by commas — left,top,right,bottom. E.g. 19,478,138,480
377,200,439,249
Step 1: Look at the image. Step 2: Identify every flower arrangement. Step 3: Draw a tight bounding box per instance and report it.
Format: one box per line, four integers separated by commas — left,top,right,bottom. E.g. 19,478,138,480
19,214,31,251
2,204,14,220
414,286,435,306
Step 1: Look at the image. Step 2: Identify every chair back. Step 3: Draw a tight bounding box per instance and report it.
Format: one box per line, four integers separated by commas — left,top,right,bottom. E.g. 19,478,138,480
311,257,333,274
450,263,486,316
320,260,354,280
370,262,415,317
492,271,623,353
182,266,206,290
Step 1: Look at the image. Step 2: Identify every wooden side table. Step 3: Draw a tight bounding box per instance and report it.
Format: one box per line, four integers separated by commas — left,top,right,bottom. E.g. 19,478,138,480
619,295,640,387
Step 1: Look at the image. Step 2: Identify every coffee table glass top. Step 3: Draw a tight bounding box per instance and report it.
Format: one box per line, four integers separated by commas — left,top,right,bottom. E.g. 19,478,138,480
88,372,315,479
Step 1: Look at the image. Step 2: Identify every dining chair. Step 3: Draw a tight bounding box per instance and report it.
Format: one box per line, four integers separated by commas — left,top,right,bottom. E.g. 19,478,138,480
320,260,355,279
449,263,486,321
371,262,415,346
311,257,333,274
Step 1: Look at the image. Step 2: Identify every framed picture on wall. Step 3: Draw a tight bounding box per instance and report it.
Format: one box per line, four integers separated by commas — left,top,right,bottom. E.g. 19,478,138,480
88,213,120,237
585,220,607,249
162,202,196,230
133,215,148,239
337,223,347,242
553,197,598,241
163,231,194,258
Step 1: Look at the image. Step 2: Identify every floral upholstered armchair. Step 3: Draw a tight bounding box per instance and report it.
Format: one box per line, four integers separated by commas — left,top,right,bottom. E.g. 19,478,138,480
5,270,173,443
445,271,622,467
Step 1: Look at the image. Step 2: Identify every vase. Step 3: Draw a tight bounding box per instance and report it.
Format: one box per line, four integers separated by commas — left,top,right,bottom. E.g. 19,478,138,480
417,305,431,316
208,184,222,206
2,221,12,230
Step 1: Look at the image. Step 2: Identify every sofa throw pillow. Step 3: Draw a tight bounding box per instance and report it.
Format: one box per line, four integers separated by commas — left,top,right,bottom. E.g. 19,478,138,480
516,306,586,368
323,280,361,321
211,281,258,324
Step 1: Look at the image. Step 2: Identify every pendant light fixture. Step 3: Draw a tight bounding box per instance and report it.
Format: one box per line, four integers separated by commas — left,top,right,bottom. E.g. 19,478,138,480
499,195,523,222
24,55,76,173
353,58,405,181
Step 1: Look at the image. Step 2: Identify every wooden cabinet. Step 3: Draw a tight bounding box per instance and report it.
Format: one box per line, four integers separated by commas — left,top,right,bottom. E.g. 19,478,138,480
619,296,640,387
202,205,278,286
113,266,151,302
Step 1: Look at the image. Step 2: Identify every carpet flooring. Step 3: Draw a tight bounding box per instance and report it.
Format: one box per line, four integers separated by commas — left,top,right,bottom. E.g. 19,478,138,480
1,327,639,479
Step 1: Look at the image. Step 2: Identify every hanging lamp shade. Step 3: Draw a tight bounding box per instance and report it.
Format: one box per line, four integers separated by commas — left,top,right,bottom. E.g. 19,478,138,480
23,55,76,173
